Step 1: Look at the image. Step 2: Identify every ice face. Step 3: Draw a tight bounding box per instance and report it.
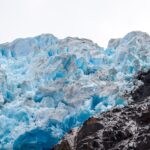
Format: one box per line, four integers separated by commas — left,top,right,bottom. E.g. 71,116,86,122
0,31,150,149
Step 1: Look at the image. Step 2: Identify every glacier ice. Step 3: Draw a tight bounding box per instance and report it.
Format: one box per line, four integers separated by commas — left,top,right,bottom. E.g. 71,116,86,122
0,32,150,149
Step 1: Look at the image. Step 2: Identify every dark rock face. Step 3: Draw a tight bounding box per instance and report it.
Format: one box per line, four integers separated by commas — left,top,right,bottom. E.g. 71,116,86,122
53,98,150,150
132,70,150,102
52,70,150,150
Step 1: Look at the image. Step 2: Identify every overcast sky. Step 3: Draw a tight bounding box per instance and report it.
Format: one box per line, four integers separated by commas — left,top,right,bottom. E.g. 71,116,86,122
0,0,150,47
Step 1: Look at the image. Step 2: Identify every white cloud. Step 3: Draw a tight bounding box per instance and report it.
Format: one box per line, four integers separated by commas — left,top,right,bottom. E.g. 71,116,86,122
0,0,150,47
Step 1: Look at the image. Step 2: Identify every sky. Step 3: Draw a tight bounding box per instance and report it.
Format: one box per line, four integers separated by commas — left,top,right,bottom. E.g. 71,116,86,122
0,0,150,47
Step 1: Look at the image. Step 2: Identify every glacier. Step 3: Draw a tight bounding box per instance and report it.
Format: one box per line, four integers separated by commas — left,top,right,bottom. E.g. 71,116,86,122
0,31,150,149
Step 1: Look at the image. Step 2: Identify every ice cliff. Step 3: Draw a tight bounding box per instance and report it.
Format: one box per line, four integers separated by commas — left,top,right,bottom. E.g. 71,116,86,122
0,31,150,149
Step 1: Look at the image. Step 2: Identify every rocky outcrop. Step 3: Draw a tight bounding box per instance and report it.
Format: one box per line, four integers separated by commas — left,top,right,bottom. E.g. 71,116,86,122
52,70,150,150
132,70,150,102
53,98,150,150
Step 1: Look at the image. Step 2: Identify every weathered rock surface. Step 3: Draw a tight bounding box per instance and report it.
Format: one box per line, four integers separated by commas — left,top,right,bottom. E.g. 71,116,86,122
52,70,150,150
132,70,150,102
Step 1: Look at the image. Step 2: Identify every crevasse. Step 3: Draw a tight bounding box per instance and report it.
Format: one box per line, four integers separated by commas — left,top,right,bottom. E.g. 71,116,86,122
0,31,150,149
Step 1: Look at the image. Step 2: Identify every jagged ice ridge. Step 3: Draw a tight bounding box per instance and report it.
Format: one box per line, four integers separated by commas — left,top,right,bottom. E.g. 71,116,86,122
0,31,150,149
